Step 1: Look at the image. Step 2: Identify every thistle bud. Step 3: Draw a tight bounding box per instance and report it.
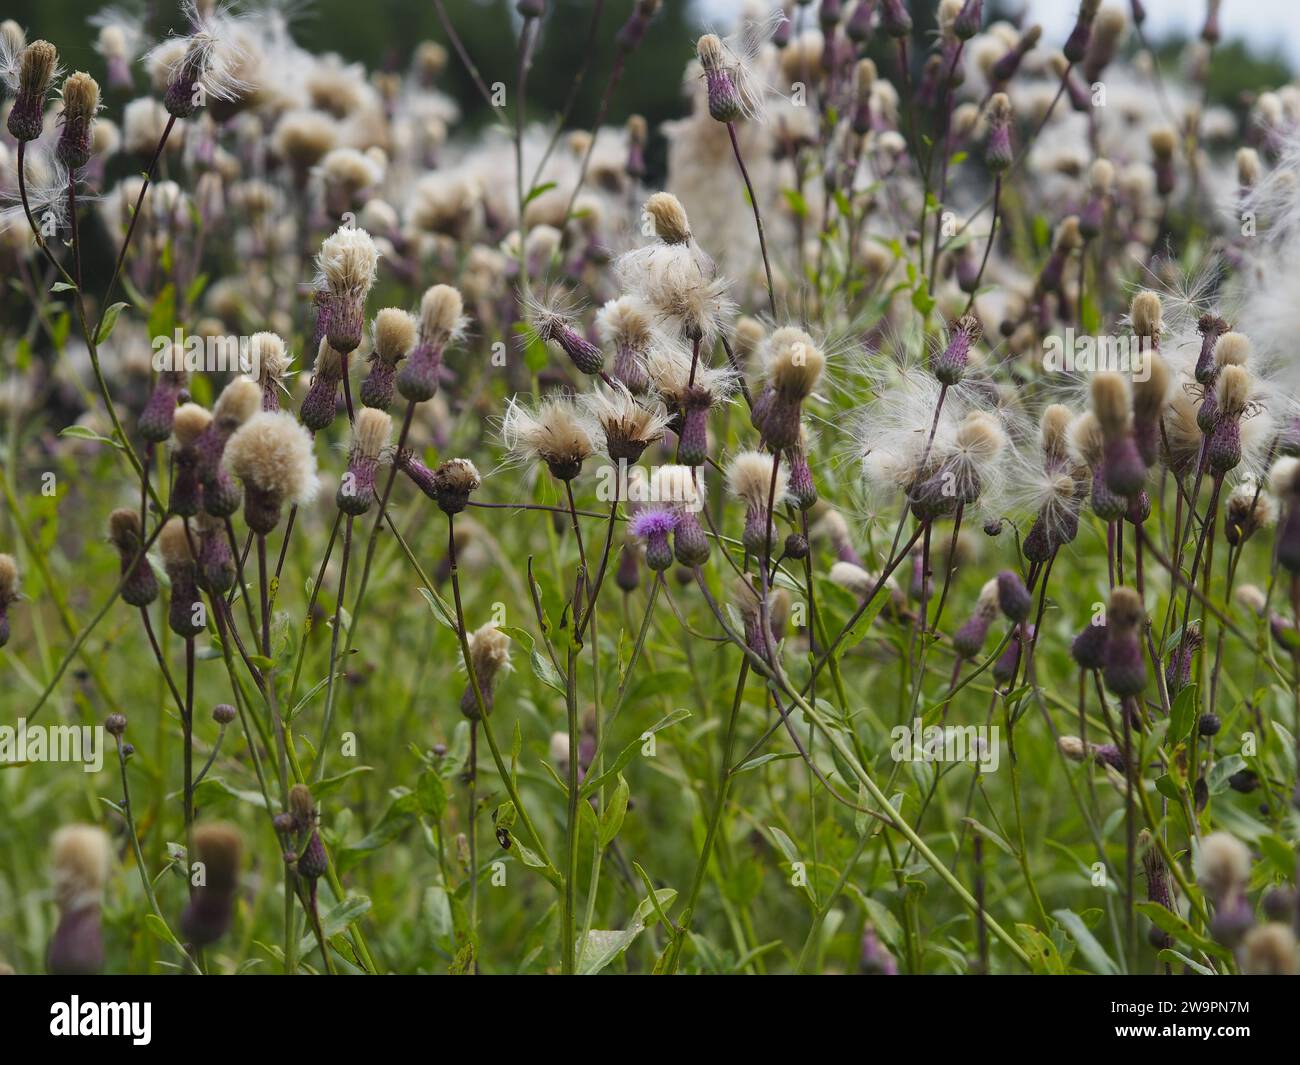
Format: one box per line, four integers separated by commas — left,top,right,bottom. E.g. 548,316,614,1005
170,402,212,517
7,41,59,143
629,508,678,572
1063,0,1101,63
139,364,188,443
336,408,392,515
108,510,158,608
754,327,824,451
879,0,913,37
992,627,1025,686
933,314,980,386
300,339,345,432
360,308,417,410
296,831,328,881
996,570,1031,623
460,624,511,719
954,0,983,40
47,825,110,975
196,513,235,593
1102,586,1145,697
397,285,462,402
954,579,1000,658
56,72,100,170
697,34,742,123
1071,615,1108,670
786,443,818,510
179,823,243,947
1165,621,1201,696
159,519,204,638
615,539,641,591
985,93,1014,172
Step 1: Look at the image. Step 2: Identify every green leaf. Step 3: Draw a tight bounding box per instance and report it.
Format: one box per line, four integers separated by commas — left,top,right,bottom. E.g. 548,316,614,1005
524,181,557,206
1016,924,1068,974
1137,901,1231,960
51,280,78,293
782,187,809,218
1052,908,1120,974
962,817,1016,858
313,766,372,800
299,895,371,953
58,424,124,451
598,775,630,848
95,302,129,345
416,586,456,630
530,648,565,694
416,770,448,820
581,708,690,796
1168,683,1199,745
1208,754,1246,795
577,888,676,975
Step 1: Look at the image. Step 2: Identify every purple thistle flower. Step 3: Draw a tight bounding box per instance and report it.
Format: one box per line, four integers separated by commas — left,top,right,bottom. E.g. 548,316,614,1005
630,507,679,572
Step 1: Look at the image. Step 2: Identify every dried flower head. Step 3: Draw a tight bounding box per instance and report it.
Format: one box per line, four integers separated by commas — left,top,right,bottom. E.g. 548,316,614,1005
224,411,320,532
502,395,595,481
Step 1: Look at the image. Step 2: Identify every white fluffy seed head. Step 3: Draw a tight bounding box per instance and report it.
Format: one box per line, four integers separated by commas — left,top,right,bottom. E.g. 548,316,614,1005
467,622,511,681
1090,372,1131,435
767,326,825,398
1069,411,1105,467
1215,364,1251,415
316,226,379,300
650,463,703,510
0,553,19,602
351,407,392,461
249,332,291,385
1214,331,1251,369
954,411,1006,460
1269,456,1300,498
214,377,261,429
419,284,464,344
1235,583,1268,615
1130,290,1163,338
643,191,692,245
1040,403,1074,465
502,396,594,470
1133,353,1171,420
373,307,417,365
1196,831,1251,898
173,402,212,446
1089,157,1115,195
50,824,111,911
727,449,787,507
224,411,320,505
596,296,653,352
159,516,193,567
829,561,879,598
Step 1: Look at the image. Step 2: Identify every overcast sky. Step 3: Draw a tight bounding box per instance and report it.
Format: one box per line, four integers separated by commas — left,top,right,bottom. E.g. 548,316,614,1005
694,0,1300,67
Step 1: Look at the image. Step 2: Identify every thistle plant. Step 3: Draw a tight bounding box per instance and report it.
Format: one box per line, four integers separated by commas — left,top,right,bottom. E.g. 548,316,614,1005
6,0,1300,987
